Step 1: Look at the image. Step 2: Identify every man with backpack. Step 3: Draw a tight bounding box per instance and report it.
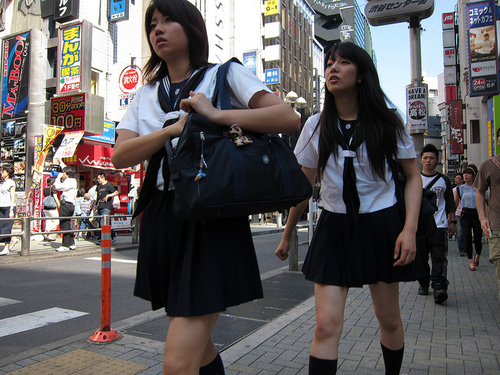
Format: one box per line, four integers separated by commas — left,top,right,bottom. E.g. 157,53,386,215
417,144,456,304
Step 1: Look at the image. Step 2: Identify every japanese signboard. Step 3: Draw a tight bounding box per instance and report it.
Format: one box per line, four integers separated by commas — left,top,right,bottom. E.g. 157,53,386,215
2,31,30,121
467,1,498,96
119,65,142,93
364,0,434,26
442,12,454,30
265,68,279,85
59,23,82,93
109,0,129,22
54,0,79,23
51,93,85,132
406,84,428,133
264,0,279,16
449,100,464,154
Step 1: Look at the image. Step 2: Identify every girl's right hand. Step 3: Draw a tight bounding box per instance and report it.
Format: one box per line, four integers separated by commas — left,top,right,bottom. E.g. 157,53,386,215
275,238,291,261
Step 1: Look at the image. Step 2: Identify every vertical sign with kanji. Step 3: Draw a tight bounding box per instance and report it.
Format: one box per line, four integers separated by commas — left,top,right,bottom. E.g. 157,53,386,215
58,23,82,94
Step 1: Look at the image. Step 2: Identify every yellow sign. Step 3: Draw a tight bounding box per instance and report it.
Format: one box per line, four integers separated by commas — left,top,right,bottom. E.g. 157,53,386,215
265,0,279,16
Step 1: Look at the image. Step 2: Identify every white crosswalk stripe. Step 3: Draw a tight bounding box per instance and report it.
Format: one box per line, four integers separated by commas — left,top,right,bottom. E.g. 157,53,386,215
0,297,21,307
0,307,89,338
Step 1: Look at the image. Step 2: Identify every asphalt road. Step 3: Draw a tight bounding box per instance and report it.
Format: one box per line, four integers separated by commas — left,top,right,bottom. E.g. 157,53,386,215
0,230,309,360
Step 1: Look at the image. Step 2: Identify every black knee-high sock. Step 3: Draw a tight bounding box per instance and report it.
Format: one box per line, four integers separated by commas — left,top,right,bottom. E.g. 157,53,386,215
199,352,225,375
309,355,337,375
381,343,404,375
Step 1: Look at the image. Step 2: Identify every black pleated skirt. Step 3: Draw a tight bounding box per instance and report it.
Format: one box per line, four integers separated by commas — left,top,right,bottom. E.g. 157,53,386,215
134,189,263,316
302,204,425,287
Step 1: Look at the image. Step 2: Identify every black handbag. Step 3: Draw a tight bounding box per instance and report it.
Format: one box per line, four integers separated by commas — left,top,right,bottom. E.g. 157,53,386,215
169,59,312,221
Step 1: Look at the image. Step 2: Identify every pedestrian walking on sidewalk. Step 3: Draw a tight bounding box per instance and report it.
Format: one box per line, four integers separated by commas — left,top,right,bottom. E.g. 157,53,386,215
456,165,482,271
275,42,424,375
453,173,467,256
42,177,59,241
475,127,500,300
417,144,455,303
111,0,300,373
0,164,16,255
54,166,77,252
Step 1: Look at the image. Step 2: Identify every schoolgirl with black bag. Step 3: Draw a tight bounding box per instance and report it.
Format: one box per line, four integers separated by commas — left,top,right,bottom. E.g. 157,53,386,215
111,0,304,373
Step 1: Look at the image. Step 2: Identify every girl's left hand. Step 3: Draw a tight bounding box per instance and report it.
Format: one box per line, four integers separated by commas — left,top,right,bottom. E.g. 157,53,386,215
179,91,219,122
8,210,14,219
393,229,416,266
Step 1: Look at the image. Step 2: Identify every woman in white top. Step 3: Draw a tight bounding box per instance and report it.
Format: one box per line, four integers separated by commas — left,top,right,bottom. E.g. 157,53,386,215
0,164,16,255
54,166,77,252
275,42,424,375
111,0,300,373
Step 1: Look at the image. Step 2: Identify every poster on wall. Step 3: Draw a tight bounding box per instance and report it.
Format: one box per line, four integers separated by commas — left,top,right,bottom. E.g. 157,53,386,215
1,31,30,121
406,84,428,133
467,1,499,96
449,100,464,154
1,118,27,191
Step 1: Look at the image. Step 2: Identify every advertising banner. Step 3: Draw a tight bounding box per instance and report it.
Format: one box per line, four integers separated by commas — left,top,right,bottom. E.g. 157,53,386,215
53,131,84,159
1,31,30,120
243,51,257,75
449,100,464,154
84,120,115,145
406,84,428,133
58,23,82,93
31,125,64,188
467,1,498,96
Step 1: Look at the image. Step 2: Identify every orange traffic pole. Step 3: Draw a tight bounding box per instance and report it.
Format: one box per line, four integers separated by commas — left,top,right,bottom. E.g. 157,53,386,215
90,223,120,343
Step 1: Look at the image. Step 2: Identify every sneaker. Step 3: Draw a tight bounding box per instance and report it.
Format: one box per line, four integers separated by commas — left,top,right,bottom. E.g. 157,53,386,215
0,247,10,256
418,286,429,296
434,289,448,305
69,245,76,250
459,252,467,257
112,237,117,244
56,246,70,252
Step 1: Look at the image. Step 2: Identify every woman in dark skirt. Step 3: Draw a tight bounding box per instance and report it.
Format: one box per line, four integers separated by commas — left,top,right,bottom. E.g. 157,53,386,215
111,0,300,373
275,42,425,375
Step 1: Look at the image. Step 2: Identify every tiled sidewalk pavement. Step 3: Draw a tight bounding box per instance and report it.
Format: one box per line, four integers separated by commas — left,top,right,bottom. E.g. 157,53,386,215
1,240,499,374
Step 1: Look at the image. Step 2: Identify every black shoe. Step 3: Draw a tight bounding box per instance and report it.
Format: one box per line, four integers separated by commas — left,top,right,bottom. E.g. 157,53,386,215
418,286,429,295
434,289,448,304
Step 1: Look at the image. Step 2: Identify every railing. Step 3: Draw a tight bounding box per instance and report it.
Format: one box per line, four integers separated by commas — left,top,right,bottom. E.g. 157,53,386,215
0,214,139,257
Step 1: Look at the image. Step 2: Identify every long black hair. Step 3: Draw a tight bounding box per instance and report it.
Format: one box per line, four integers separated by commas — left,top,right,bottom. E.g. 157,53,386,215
143,0,209,84
316,42,405,181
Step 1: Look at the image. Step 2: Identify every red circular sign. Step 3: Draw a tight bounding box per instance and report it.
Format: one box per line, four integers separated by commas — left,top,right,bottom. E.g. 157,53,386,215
119,65,142,93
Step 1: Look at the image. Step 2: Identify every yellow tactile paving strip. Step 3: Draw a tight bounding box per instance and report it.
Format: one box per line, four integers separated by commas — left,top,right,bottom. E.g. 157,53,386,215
5,349,149,375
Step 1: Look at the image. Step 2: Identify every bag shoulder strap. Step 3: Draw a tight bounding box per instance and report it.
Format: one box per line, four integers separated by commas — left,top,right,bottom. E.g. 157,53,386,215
425,174,442,190
212,57,242,110
490,155,500,170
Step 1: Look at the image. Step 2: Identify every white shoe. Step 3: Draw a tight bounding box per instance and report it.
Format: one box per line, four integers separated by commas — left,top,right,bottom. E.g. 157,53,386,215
69,245,76,250
0,247,9,256
56,246,69,252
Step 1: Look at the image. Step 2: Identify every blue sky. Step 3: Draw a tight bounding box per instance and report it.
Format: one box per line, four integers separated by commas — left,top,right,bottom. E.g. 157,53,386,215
364,0,455,112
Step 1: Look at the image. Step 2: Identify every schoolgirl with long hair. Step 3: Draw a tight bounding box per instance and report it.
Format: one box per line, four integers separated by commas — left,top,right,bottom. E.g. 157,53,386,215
276,42,424,374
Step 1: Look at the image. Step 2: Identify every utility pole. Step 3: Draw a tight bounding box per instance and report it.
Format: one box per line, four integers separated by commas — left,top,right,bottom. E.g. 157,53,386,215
364,0,435,154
